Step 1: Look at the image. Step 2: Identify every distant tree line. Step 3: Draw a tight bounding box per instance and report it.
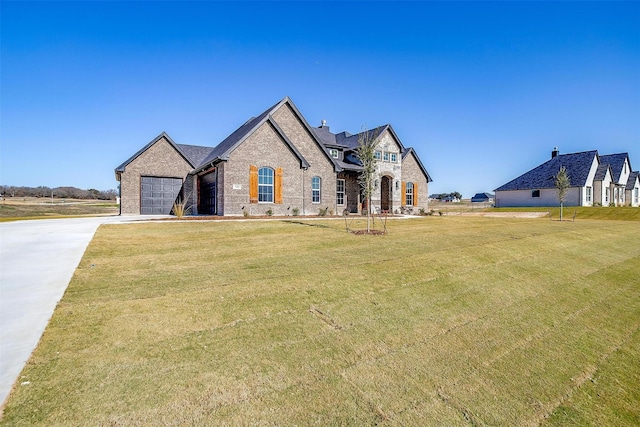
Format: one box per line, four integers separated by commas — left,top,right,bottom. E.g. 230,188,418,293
0,185,118,200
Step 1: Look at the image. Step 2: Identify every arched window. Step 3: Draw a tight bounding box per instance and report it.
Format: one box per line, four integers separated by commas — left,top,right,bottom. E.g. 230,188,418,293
312,176,321,203
405,182,414,206
258,167,274,203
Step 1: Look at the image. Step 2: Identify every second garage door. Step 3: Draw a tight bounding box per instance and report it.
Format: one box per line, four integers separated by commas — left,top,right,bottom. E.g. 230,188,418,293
140,176,183,215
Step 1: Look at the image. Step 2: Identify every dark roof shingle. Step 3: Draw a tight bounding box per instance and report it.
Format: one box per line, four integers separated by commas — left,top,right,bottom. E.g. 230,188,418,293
495,151,598,191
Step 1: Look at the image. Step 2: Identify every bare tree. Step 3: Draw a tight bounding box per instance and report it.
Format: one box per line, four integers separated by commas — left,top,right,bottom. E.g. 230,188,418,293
355,127,380,233
555,166,570,221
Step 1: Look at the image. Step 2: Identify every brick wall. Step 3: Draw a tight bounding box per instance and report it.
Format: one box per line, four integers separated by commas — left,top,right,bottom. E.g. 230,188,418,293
271,103,338,215
118,136,193,215
401,151,430,211
222,121,305,216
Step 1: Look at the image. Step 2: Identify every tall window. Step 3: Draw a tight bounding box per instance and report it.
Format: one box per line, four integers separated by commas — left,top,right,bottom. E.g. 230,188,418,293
586,186,592,203
390,153,397,163
258,167,274,202
312,176,321,203
374,151,381,160
383,151,390,162
635,188,639,204
405,182,414,206
336,179,345,206
605,187,610,204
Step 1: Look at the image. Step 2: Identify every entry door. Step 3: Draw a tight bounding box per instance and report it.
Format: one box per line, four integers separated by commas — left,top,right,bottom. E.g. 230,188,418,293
140,176,183,215
381,176,392,212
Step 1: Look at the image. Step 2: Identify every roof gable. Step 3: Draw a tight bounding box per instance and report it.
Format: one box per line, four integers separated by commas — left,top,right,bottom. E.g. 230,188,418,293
495,150,598,191
627,171,639,190
599,153,631,183
115,132,207,174
402,147,433,182
195,97,329,172
594,163,612,181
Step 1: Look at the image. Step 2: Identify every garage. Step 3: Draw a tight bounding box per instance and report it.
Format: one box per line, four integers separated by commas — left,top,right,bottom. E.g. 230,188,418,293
140,176,183,214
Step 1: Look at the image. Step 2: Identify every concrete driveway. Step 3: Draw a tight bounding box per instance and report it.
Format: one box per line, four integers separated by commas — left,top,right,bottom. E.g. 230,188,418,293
0,215,164,407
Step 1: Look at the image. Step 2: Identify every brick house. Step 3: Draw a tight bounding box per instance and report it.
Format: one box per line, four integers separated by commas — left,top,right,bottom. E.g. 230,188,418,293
115,97,432,216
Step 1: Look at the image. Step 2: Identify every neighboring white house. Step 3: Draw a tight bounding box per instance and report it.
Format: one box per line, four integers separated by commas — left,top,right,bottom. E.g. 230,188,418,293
626,171,640,207
495,149,637,208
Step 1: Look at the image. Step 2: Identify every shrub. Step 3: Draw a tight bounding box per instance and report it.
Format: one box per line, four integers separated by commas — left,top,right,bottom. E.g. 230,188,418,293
172,194,191,218
318,207,328,216
243,208,250,217
266,209,273,216
292,207,300,216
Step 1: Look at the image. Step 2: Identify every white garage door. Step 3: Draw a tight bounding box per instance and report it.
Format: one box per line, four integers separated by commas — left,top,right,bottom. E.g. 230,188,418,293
140,176,183,215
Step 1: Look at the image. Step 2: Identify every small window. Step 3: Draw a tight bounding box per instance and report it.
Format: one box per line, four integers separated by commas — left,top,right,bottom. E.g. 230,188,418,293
532,190,540,198
374,151,381,160
312,176,321,203
390,153,397,163
336,179,345,206
329,149,339,159
405,182,414,206
258,167,274,203
383,152,390,162
586,186,592,203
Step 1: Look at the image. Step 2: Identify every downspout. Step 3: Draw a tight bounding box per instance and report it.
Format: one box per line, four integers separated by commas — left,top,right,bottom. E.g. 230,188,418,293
302,167,306,215
118,177,122,216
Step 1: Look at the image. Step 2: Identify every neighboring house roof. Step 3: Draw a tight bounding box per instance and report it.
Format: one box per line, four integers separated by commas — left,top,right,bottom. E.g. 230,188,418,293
594,163,612,181
115,132,210,175
627,171,639,190
471,192,494,201
495,150,598,191
599,153,631,183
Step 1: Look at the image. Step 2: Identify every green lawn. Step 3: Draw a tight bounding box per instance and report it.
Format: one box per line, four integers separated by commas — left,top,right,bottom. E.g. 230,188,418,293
2,217,639,425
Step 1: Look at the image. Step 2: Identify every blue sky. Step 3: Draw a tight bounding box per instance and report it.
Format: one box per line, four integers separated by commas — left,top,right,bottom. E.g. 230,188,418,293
2,1,639,198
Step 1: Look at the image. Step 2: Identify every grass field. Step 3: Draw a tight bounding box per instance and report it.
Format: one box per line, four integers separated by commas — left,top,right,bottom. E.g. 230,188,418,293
1,217,639,425
0,198,118,221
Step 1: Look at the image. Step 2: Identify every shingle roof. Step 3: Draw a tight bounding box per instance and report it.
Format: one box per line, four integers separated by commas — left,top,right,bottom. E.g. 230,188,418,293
471,192,494,201
627,171,639,190
177,144,215,167
599,153,630,183
594,163,611,181
194,98,312,172
495,150,598,191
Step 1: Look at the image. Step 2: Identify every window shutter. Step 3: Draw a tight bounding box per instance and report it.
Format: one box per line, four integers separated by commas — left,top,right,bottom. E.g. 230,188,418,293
413,182,419,206
249,165,258,204
401,181,406,206
275,167,283,204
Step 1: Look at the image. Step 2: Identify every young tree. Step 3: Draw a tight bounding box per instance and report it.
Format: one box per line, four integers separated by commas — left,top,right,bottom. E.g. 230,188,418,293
355,127,380,233
555,166,570,221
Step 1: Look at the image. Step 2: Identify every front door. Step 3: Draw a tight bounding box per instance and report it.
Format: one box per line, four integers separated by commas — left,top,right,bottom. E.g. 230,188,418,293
381,176,392,212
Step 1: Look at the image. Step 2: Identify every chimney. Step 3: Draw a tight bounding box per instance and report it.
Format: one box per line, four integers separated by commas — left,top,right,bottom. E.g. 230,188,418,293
551,147,559,158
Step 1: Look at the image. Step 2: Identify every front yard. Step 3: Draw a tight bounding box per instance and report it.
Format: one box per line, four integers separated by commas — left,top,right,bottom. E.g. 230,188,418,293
2,216,639,425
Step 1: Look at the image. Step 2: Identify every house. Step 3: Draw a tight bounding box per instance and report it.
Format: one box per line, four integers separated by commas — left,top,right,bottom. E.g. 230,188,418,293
494,148,636,207
115,97,432,216
626,171,640,207
471,192,494,203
